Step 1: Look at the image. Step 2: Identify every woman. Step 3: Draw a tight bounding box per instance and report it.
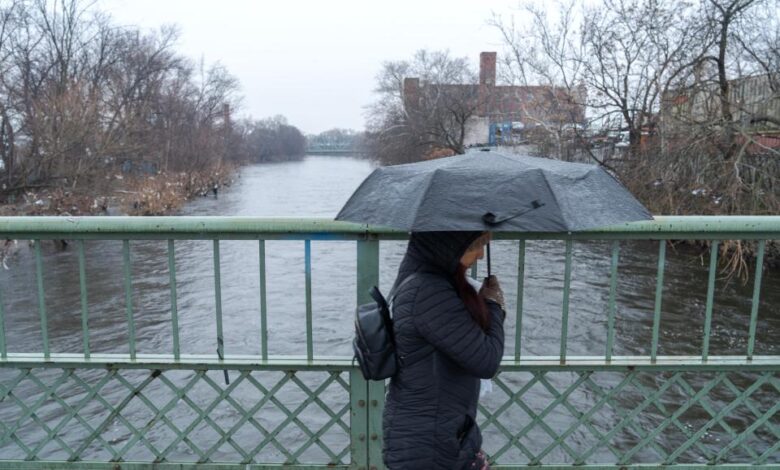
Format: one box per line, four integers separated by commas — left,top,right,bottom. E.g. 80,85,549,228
383,231,506,470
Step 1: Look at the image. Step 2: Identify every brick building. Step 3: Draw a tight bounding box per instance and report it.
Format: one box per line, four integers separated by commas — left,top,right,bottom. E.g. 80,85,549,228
403,52,587,145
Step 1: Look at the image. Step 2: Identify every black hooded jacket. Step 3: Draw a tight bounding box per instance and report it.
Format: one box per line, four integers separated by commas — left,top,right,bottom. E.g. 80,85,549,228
382,232,506,470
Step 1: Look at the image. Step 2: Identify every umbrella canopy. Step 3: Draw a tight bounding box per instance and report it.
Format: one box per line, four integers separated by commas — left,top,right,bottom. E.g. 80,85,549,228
336,149,652,232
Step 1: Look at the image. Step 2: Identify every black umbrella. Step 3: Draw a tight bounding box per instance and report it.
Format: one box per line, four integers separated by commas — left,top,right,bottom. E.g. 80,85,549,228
336,149,652,275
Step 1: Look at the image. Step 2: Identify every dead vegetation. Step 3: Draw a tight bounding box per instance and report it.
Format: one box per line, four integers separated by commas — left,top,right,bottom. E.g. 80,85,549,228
0,162,236,217
122,164,236,216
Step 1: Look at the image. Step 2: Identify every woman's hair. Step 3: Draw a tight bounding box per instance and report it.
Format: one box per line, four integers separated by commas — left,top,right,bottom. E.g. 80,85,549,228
453,233,492,330
454,264,490,330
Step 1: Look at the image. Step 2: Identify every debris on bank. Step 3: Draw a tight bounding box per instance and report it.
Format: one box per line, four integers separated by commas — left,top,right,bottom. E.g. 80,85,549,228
0,164,236,268
122,166,235,216
0,164,236,218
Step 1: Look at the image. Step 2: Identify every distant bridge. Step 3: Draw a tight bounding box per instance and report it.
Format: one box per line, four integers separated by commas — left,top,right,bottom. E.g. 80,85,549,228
305,143,363,156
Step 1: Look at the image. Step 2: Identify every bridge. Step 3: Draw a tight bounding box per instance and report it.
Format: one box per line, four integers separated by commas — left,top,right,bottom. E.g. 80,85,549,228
305,143,364,156
0,216,777,469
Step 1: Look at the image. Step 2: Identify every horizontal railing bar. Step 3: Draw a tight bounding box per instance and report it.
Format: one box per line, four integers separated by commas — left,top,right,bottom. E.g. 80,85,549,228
0,462,351,470
0,465,777,470
0,353,355,370
1,353,778,371
498,356,780,371
2,231,774,241
0,216,778,240
489,466,780,470
0,465,778,470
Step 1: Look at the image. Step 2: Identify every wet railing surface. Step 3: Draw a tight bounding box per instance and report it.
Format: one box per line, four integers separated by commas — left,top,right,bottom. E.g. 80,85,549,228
0,216,777,469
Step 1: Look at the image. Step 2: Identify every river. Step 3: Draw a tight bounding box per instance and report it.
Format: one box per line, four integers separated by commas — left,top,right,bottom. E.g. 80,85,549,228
0,155,777,464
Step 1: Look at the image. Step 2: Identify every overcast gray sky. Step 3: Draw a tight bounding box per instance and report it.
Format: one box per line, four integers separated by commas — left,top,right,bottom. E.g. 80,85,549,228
103,0,518,134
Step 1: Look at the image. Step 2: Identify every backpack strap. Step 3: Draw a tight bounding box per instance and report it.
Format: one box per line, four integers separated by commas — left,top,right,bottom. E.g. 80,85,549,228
387,272,420,314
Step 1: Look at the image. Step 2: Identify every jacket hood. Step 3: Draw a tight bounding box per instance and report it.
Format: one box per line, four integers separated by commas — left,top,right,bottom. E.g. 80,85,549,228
403,231,484,277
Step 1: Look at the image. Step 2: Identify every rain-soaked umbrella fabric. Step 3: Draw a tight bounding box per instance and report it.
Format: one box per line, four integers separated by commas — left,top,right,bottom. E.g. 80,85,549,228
336,149,652,232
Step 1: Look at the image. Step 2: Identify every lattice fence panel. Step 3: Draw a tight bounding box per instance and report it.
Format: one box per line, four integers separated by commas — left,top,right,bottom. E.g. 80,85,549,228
2,367,778,466
479,370,779,465
0,367,351,465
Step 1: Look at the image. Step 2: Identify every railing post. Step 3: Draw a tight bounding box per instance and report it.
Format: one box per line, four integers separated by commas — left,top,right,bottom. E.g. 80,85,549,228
356,236,383,470
350,369,369,470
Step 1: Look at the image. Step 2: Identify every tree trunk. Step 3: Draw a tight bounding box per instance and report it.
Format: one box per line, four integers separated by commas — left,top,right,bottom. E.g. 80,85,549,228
0,106,14,188
716,4,737,159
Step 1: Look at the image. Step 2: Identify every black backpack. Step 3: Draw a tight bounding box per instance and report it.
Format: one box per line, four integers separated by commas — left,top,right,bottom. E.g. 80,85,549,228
353,274,418,380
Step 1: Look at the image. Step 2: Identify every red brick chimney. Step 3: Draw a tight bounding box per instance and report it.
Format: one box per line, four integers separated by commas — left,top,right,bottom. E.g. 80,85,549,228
479,52,496,86
478,52,497,118
403,77,420,111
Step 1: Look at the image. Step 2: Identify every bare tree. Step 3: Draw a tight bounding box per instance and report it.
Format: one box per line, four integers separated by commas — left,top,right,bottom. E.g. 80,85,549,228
492,0,778,217
677,0,780,158
0,0,261,195
492,0,696,160
245,115,306,163
490,2,602,162
0,1,20,188
366,49,482,164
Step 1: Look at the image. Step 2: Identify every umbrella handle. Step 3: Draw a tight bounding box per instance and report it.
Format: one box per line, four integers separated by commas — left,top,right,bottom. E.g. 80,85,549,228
482,200,544,225
486,242,491,278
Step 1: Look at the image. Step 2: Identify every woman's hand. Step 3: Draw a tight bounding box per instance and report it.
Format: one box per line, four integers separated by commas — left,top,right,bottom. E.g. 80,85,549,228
480,275,505,318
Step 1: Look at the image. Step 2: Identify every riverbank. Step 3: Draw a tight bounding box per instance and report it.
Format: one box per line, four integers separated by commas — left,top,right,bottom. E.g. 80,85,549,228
0,163,237,217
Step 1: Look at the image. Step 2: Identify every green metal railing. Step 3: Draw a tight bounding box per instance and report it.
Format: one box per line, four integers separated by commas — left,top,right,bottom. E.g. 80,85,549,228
0,216,777,469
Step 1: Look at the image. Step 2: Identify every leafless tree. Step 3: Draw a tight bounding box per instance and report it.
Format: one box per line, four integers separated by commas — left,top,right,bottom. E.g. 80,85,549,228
675,0,780,158
0,0,307,198
0,1,20,188
490,2,594,162
491,0,696,162
365,49,482,164
244,115,306,162
493,0,779,273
